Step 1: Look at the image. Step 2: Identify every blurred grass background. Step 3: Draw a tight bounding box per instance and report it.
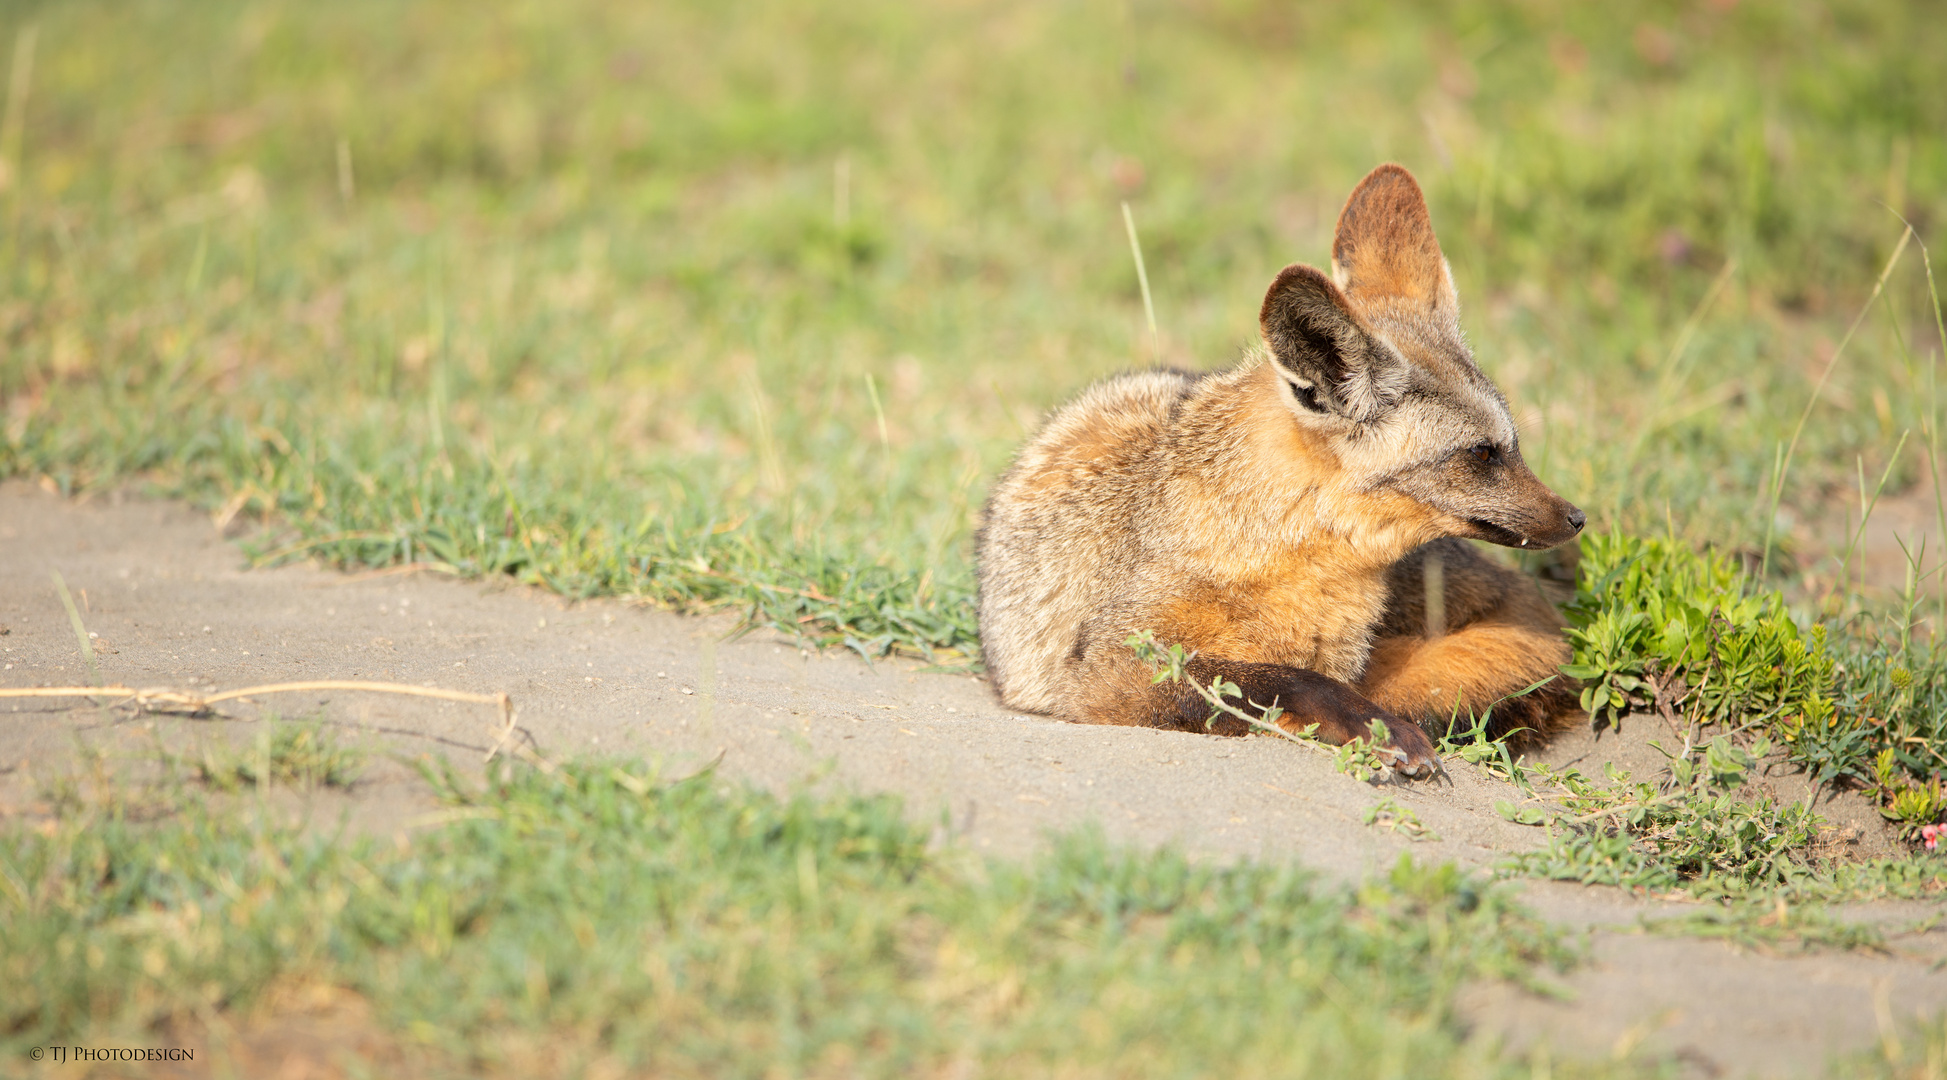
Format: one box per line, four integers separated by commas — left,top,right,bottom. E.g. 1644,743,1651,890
0,0,1942,657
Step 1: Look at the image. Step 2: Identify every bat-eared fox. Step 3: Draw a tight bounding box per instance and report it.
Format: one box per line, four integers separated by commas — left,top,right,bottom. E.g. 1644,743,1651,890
976,164,1585,777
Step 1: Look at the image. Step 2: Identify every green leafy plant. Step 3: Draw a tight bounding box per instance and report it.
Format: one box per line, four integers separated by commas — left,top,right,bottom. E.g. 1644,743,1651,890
1562,531,1947,850
1835,644,1947,838
1876,758,1946,843
1563,531,1838,733
1332,719,1399,783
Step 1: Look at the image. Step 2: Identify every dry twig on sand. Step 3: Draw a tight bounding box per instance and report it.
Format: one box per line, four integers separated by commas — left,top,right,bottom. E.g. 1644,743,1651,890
0,680,550,771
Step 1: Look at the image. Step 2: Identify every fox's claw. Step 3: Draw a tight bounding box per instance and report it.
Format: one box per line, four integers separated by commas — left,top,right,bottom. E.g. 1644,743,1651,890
1376,718,1438,779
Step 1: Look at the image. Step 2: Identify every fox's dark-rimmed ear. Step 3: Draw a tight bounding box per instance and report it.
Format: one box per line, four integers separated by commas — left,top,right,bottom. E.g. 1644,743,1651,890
1330,164,1457,319
1259,263,1408,423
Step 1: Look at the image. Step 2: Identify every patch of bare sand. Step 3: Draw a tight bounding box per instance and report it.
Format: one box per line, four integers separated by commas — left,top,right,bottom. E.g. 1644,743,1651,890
3,483,1945,1079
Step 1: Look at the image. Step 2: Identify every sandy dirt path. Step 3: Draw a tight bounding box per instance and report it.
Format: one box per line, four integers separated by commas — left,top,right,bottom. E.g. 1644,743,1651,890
3,482,1944,1077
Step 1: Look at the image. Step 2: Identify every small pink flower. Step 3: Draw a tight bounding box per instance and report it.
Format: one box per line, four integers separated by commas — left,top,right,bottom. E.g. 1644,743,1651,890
1923,824,1944,851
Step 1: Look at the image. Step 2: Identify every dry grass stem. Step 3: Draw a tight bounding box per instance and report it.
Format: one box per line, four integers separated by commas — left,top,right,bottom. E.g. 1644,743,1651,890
50,570,99,686
1762,226,1915,576
0,680,550,770
1121,200,1158,361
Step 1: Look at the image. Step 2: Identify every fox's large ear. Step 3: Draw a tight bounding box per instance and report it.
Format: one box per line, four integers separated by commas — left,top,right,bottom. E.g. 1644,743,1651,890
1330,164,1457,319
1259,263,1408,423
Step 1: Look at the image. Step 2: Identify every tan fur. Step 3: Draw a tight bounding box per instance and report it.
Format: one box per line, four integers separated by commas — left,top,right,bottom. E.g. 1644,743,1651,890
1332,162,1458,317
976,165,1586,764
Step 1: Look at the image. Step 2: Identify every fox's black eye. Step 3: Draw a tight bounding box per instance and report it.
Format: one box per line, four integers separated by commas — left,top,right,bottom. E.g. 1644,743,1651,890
1469,444,1494,464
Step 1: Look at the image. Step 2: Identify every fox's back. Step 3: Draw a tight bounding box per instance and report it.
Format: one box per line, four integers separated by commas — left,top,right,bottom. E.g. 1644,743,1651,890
975,369,1199,713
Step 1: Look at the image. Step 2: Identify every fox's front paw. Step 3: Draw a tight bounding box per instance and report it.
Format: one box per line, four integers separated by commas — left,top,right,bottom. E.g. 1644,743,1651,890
1274,671,1439,778
1372,714,1437,779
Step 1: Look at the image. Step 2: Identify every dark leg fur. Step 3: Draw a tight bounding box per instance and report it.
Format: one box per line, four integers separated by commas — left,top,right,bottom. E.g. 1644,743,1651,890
1155,657,1438,776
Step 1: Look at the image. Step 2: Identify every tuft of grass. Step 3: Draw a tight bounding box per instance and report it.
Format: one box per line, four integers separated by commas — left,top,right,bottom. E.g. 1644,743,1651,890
184,718,366,792
1641,895,1888,954
1495,752,1838,898
49,570,100,687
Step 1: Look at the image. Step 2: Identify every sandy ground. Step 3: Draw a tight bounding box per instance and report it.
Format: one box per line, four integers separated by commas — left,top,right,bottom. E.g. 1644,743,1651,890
1805,484,1947,615
3,481,1946,1078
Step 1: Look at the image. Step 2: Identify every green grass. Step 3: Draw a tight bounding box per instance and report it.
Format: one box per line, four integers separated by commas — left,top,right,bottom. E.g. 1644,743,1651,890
2,759,1596,1079
33,717,370,827
184,717,368,793
1642,900,1893,953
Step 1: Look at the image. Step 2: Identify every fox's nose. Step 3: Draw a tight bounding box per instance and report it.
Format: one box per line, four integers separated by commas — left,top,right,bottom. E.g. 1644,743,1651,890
1566,507,1586,534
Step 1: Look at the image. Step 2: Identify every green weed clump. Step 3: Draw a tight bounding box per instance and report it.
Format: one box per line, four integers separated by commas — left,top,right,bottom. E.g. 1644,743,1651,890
1564,531,1947,798
1530,530,1947,887
1563,531,1838,733
0,760,1576,1078
1828,636,1947,841
1495,752,1830,896
1477,733,1947,906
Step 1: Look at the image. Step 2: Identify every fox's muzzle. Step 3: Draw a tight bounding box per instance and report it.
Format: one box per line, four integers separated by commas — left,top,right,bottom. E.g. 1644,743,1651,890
1462,464,1584,549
